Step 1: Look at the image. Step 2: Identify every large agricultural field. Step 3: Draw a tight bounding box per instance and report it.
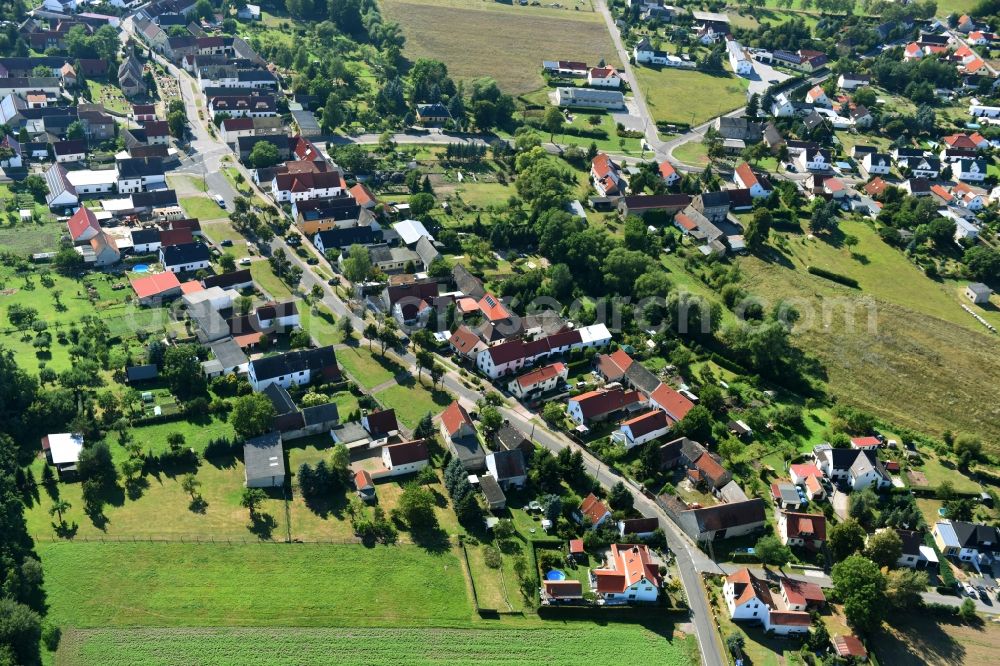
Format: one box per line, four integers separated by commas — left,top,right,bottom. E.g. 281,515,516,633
380,0,620,95
739,217,1000,451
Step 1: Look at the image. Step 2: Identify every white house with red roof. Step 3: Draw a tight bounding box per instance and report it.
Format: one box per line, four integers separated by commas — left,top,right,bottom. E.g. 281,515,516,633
805,85,830,107
590,153,626,196
850,436,880,450
591,544,662,604
130,271,182,305
658,160,680,186
595,349,634,382
823,177,847,199
567,387,645,425
968,30,993,45
904,42,924,60
66,206,101,243
778,510,827,549
439,400,476,443
789,463,826,500
587,66,622,88
944,132,989,150
271,167,346,203
733,162,773,199
613,409,671,449
648,383,694,423
508,362,567,400
576,493,611,528
349,182,377,209
723,568,811,635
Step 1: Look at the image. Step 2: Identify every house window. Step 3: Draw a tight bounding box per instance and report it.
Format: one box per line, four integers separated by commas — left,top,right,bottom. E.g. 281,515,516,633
628,594,636,599
753,611,757,617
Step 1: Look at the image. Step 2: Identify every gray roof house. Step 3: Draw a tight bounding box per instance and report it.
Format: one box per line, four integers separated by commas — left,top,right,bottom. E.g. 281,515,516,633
485,449,526,489
244,431,286,488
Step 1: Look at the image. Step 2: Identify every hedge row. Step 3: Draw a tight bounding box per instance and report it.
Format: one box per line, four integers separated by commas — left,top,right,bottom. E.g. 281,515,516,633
806,266,860,288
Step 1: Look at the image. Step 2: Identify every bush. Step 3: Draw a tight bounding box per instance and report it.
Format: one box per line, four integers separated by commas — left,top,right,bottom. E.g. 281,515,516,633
483,545,502,569
806,266,860,288
41,622,61,651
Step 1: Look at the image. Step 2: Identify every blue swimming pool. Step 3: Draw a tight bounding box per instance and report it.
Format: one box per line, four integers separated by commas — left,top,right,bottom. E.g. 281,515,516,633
546,570,567,581
133,264,150,273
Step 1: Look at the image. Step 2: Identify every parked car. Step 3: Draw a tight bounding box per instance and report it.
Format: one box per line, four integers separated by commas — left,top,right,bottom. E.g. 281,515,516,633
220,239,233,247
238,258,252,266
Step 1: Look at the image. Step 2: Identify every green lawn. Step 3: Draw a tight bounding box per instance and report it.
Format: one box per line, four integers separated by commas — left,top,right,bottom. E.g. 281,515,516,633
634,66,747,127
249,262,296,301
336,345,396,389
40,542,472,628
671,141,710,167
374,381,452,429
85,80,130,115
57,623,698,664
180,196,229,220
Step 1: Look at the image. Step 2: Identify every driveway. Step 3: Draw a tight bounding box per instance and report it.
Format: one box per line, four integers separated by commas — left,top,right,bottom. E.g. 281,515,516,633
747,59,793,97
831,489,850,522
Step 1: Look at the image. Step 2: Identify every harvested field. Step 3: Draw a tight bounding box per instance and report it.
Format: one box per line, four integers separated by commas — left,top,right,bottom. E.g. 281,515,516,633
381,0,619,95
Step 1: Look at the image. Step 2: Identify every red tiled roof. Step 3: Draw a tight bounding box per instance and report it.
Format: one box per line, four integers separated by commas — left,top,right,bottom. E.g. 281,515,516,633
674,213,698,231
851,436,880,448
659,160,677,180
569,538,585,554
572,387,644,420
621,409,670,438
354,469,373,490
944,133,979,149
543,580,583,597
770,611,813,626
440,401,473,437
160,228,194,247
515,362,566,389
783,511,827,541
805,475,823,494
930,184,953,202
833,635,868,658
824,177,845,192
478,293,510,322
693,453,729,487
179,280,203,295
780,577,826,607
349,182,376,206
589,66,618,78
790,463,823,479
863,177,887,197
596,349,634,381
449,325,482,355
735,162,758,189
649,383,694,421
579,493,610,525
593,544,661,593
67,206,100,240
727,568,773,606
130,271,181,299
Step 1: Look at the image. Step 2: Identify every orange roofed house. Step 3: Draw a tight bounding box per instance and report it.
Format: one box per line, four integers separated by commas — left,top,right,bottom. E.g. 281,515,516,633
576,493,611,529
778,510,827,549
590,153,626,196
723,567,811,635
591,544,662,604
566,387,645,426
508,362,567,400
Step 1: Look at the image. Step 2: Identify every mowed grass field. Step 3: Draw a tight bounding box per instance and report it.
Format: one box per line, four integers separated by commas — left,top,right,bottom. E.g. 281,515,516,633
741,218,1000,451
40,542,471,628
634,66,747,126
57,623,697,665
380,0,619,95
44,542,698,665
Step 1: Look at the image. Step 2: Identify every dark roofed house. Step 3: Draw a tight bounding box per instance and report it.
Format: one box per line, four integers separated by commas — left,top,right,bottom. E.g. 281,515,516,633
494,425,534,456
618,193,692,218
480,474,507,510
125,364,158,383
247,345,340,391
486,449,526,489
618,516,660,539
243,432,285,488
672,498,768,542
203,269,253,291
362,409,399,440
416,103,451,124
